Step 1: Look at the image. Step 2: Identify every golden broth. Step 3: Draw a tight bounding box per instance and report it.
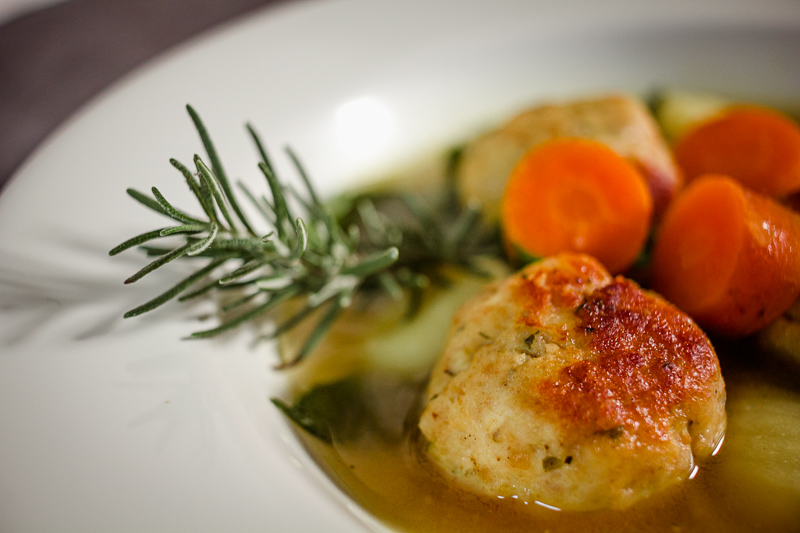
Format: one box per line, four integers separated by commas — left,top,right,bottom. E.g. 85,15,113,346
282,286,800,533
279,150,800,532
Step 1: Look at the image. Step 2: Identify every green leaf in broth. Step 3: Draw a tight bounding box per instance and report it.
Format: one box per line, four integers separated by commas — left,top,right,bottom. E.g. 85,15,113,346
271,379,367,444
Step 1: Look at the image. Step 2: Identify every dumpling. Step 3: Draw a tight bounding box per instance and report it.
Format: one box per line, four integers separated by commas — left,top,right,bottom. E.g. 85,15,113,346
418,254,726,510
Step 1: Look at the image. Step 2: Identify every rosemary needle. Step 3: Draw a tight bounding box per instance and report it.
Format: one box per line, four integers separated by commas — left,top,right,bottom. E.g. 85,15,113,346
111,106,499,368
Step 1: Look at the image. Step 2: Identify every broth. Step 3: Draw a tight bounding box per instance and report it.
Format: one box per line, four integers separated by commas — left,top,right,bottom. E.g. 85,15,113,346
280,153,800,533
284,288,800,532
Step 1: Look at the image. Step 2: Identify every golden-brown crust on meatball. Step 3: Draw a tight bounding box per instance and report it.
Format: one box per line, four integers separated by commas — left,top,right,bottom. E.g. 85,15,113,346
538,278,724,452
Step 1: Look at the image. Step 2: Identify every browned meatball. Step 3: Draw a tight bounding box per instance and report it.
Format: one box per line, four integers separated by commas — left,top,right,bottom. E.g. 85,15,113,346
418,254,726,510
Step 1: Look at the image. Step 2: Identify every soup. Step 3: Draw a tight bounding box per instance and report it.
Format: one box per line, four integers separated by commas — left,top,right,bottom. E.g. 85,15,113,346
113,90,800,532
278,148,800,533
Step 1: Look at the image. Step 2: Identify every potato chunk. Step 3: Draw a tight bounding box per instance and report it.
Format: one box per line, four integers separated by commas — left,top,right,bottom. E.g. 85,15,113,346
459,95,681,219
418,254,726,510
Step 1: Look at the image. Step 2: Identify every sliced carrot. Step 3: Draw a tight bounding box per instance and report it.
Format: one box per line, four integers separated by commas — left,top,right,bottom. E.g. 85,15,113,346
501,138,653,273
652,174,800,337
674,107,800,197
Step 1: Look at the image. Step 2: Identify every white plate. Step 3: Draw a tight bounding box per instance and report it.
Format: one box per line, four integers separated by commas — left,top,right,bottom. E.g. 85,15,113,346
1,0,799,531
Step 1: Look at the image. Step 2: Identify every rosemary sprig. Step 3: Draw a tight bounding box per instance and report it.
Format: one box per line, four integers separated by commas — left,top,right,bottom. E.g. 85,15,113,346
112,107,499,368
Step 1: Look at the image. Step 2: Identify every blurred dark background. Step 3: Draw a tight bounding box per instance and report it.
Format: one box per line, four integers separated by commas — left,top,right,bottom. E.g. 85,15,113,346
0,0,289,192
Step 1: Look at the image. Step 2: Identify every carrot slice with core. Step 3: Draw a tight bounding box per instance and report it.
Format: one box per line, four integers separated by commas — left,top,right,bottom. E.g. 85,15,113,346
652,174,800,336
501,138,653,273
674,107,800,197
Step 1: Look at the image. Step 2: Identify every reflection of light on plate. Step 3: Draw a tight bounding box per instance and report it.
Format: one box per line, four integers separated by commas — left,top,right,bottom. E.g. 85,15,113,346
334,96,394,162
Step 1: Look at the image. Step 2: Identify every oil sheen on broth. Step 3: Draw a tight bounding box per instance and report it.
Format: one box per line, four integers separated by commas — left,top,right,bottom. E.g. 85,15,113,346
281,158,800,533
